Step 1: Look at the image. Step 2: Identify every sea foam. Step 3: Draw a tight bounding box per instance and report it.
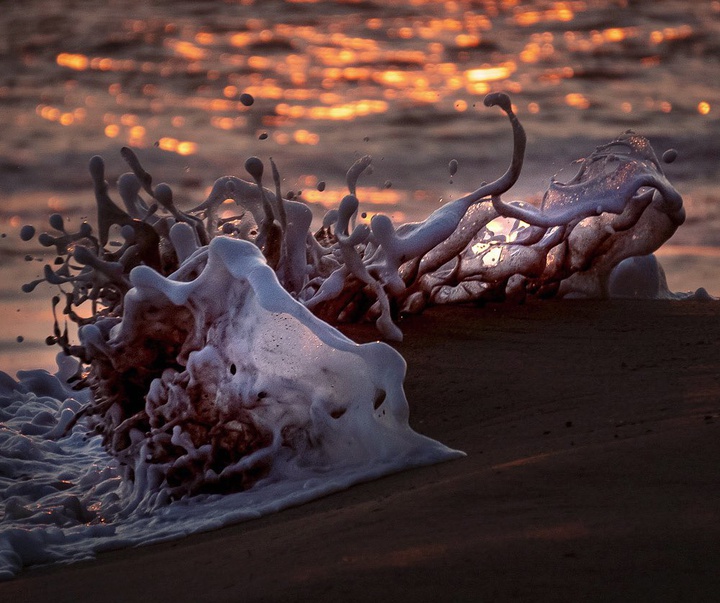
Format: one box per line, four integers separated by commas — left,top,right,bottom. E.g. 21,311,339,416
0,238,461,579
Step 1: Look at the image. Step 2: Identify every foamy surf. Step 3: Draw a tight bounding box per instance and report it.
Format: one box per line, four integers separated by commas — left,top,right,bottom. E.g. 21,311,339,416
0,252,463,580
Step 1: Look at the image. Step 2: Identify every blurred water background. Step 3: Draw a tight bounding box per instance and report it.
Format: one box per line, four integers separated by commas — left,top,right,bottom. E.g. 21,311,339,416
1,0,718,373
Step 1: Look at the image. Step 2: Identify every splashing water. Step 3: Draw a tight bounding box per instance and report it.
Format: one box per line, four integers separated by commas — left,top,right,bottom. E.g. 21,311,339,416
17,93,693,346
0,240,461,579
1,92,703,579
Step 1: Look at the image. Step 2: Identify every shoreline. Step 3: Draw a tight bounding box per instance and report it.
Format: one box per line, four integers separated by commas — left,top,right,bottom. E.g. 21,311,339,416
3,299,720,601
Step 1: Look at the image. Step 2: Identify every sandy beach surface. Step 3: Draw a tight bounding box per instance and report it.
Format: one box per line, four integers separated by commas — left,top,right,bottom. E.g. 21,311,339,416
3,300,720,602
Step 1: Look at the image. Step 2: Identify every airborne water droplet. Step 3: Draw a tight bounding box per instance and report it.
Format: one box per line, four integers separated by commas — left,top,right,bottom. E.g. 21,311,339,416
49,214,65,231
20,225,36,241
662,149,678,164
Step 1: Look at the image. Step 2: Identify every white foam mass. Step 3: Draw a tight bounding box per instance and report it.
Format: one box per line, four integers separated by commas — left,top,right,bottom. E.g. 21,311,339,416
0,238,462,579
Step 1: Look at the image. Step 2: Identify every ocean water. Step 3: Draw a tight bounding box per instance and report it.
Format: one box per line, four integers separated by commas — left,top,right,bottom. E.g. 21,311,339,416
1,0,719,373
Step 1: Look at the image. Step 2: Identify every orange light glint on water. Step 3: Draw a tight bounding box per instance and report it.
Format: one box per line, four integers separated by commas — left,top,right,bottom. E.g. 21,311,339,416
514,4,575,27
195,32,215,45
603,28,627,42
211,117,235,130
129,125,146,138
156,137,198,155
158,137,178,152
166,40,208,62
56,53,89,71
565,93,590,110
455,34,480,48
293,129,319,145
514,11,541,27
464,64,514,83
303,187,406,209
698,101,711,115
177,141,198,156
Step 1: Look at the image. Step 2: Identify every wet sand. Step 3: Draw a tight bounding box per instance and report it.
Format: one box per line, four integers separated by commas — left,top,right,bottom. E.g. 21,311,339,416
4,300,720,602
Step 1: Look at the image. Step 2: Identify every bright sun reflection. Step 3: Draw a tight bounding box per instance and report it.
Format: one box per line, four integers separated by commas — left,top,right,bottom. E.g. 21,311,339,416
34,0,713,165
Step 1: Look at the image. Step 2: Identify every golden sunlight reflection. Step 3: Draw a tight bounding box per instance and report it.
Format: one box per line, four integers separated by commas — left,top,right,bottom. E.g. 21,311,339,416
513,5,575,27
157,138,198,155
36,105,87,126
303,187,407,209
41,0,714,165
565,93,590,110
8,0,708,233
56,53,90,71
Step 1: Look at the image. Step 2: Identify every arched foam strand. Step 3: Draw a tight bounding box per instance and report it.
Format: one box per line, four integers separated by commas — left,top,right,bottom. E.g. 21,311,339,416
366,92,526,295
346,155,372,198
345,155,372,231
120,146,154,197
491,132,684,229
191,176,275,233
550,185,683,299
